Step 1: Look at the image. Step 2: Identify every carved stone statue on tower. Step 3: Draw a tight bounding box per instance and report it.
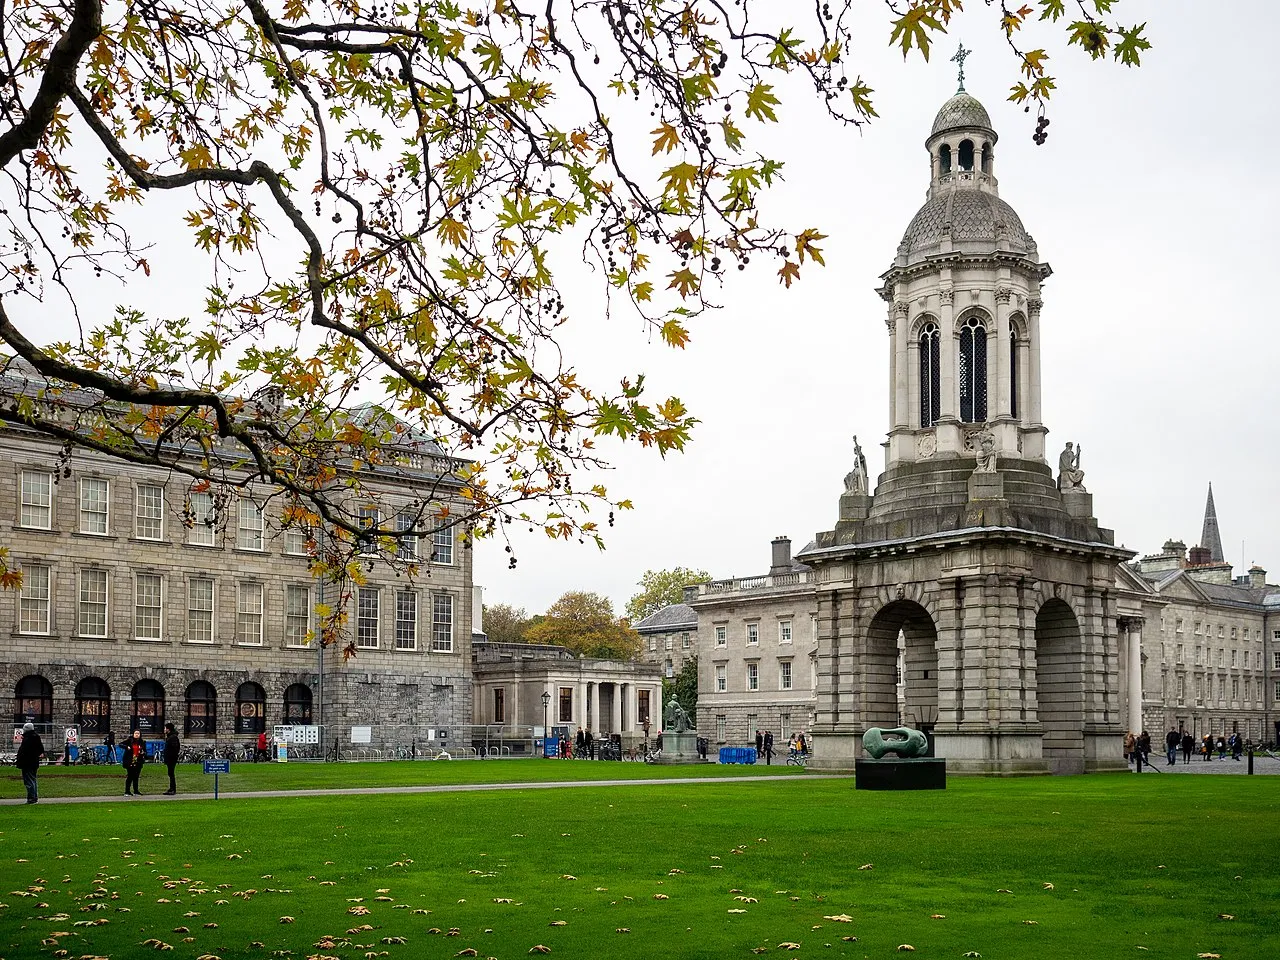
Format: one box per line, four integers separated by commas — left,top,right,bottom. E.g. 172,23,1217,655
973,428,998,473
844,435,869,495
1057,442,1085,491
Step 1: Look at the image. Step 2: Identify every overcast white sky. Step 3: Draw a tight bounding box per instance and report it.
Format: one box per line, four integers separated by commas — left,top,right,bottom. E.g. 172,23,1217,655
28,2,1279,618
477,0,1280,617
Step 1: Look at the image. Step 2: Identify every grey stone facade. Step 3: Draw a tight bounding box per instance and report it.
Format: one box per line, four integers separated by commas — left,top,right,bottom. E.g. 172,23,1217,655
3,424,472,753
633,603,697,679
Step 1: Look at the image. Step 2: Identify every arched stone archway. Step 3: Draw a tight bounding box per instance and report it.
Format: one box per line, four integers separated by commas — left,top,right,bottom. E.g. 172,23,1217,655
864,600,939,733
1035,598,1085,773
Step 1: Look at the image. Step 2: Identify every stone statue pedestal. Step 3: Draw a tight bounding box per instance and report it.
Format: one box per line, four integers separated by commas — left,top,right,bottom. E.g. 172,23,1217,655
968,472,1004,501
1061,488,1093,519
855,757,947,790
655,731,704,764
839,493,872,521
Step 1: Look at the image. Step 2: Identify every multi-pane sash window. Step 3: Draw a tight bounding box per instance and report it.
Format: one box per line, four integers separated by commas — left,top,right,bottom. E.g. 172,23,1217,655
188,577,214,643
79,569,109,637
395,590,418,650
746,622,759,645
189,491,217,546
285,584,311,646
79,478,109,534
780,660,793,690
682,631,691,650
716,715,727,742
19,563,51,634
356,587,380,648
746,662,759,691
715,664,726,692
238,499,264,551
433,522,454,564
431,593,454,652
358,505,380,556
396,512,419,561
283,524,310,556
558,686,573,723
236,582,264,644
135,573,163,639
20,470,53,528
779,620,792,643
135,484,165,540
715,625,726,647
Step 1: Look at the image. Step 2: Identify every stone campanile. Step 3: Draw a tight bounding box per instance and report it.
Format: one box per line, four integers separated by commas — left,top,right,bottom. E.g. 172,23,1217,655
797,81,1134,775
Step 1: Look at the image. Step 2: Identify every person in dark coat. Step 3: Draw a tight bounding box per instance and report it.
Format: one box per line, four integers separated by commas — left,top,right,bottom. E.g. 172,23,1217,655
1165,728,1180,766
755,729,764,756
104,730,117,764
122,730,146,795
584,728,595,760
163,722,181,795
1180,731,1194,763
574,727,585,758
16,722,44,804
763,730,774,765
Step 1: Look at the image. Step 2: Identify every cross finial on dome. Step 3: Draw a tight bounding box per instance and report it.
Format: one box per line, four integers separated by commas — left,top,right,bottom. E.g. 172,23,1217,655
951,42,971,93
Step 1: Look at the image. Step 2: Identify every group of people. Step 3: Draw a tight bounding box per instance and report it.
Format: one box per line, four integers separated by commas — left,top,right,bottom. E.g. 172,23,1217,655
17,722,182,803
1149,728,1250,766
570,727,595,759
754,729,774,764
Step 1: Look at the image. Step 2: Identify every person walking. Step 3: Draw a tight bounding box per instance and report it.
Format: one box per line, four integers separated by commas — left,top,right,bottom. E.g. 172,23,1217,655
16,722,44,804
1216,735,1227,760
104,729,116,764
1180,731,1194,764
1231,732,1243,761
584,728,595,760
1201,734,1212,762
763,730,774,765
255,730,268,763
1165,728,1180,766
1123,731,1135,763
755,729,764,757
122,730,146,795
163,722,180,795
574,727,585,759
1138,731,1152,765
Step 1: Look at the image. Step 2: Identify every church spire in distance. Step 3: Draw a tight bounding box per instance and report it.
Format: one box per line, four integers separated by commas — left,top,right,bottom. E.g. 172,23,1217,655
1200,483,1225,563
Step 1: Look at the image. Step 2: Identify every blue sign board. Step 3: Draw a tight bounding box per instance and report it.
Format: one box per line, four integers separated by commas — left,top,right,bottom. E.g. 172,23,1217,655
203,758,231,775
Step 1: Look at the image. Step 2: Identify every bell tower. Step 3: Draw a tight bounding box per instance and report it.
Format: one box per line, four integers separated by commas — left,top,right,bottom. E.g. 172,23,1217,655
798,71,1133,775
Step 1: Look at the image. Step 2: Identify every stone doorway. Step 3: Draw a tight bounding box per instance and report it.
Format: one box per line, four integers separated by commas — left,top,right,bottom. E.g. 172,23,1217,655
1035,598,1085,773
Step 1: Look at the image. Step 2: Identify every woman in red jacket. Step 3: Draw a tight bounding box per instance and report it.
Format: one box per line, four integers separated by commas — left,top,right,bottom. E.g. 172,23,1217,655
122,730,146,795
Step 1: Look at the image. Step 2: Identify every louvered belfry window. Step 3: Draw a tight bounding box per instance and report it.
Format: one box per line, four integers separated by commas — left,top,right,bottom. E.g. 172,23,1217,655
959,316,988,423
919,322,941,428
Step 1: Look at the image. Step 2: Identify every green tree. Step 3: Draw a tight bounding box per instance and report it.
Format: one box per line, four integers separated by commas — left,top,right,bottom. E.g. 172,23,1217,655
663,655,699,721
0,0,1150,594
524,591,640,661
626,567,712,622
481,603,535,645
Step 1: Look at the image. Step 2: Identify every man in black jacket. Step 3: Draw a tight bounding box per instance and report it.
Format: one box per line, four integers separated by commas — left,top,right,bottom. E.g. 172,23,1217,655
163,723,181,794
16,722,44,804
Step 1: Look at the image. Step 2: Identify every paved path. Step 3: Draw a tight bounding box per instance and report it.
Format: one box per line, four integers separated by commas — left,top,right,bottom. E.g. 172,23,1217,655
1130,752,1280,775
3,773,851,805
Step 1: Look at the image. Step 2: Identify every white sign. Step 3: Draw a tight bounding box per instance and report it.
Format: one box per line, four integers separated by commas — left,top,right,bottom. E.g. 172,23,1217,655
350,725,372,744
274,724,319,744
65,728,78,745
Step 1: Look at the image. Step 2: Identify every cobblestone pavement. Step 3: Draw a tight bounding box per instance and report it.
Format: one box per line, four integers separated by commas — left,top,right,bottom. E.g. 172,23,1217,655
1129,752,1280,775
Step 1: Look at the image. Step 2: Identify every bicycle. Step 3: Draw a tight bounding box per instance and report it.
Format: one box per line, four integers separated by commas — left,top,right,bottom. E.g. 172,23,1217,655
786,750,808,767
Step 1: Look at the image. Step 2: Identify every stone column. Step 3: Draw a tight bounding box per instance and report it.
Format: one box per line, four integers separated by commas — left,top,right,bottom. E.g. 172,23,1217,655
1127,618,1144,735
577,682,587,729
939,290,957,420
994,287,1012,418
1026,298,1043,425
890,306,906,429
589,683,600,735
611,682,623,734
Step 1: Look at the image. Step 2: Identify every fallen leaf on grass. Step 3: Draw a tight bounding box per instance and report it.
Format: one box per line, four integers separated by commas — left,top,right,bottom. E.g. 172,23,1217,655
858,864,873,871
841,936,858,942
778,943,801,951
1197,955,1221,959
559,875,577,881
823,914,852,922
896,946,915,952
1042,883,1054,890
962,953,981,958
529,946,551,954
996,889,1013,894
930,914,946,919
653,894,669,900
1022,920,1039,925
736,896,759,903
728,909,747,914
549,921,566,927
1219,914,1235,920
616,928,630,933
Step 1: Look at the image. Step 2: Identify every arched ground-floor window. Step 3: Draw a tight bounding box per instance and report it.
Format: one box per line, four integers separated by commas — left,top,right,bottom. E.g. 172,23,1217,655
74,677,111,734
235,681,266,735
283,684,313,724
185,681,218,738
130,679,165,735
14,675,53,727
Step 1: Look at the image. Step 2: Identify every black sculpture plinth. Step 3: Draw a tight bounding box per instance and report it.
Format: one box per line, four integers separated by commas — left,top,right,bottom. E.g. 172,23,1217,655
855,757,947,790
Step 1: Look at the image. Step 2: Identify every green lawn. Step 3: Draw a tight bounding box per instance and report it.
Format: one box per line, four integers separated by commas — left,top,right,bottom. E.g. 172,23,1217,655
2,771,1277,960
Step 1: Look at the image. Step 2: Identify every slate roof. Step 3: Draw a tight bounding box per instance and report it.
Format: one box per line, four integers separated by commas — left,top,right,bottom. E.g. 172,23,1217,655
633,603,697,632
931,92,995,137
899,190,1033,260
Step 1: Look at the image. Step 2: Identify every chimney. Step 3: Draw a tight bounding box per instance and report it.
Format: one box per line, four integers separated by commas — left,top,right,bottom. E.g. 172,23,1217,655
1188,545,1211,567
1250,564,1267,589
770,536,792,575
1162,539,1187,564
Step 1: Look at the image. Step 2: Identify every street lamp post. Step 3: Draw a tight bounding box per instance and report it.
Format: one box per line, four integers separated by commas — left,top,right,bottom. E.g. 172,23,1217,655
643,718,650,761
541,691,551,759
